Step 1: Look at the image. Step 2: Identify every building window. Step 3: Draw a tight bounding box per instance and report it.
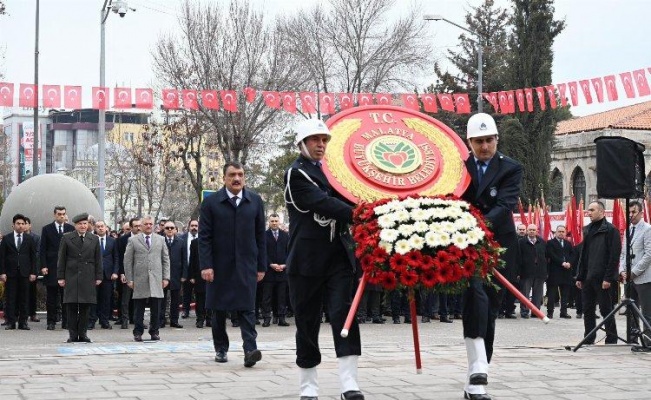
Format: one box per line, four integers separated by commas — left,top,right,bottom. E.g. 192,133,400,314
123,132,134,142
549,169,563,212
572,167,586,207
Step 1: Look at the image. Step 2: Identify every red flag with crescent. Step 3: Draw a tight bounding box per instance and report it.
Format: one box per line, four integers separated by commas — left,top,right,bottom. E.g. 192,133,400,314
514,89,525,112
135,88,154,109
579,80,593,104
220,90,238,112
358,93,373,106
282,92,297,114
319,92,335,114
263,91,281,109
243,87,257,103
497,91,509,114
534,87,546,110
0,82,14,107
92,87,109,110
337,93,354,110
63,86,82,109
19,83,37,108
633,69,650,97
523,88,534,111
162,89,179,109
556,83,568,107
300,92,317,113
453,93,471,114
619,72,636,98
401,93,420,110
182,90,199,110
114,87,132,109
200,90,219,110
603,75,618,101
545,85,557,109
482,92,498,112
375,93,392,105
420,93,438,113
591,77,605,103
437,93,455,112
43,85,61,108
506,91,516,113
567,82,579,106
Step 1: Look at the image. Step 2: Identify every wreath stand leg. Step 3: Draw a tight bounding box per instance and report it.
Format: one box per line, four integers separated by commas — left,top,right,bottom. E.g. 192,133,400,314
408,289,423,374
341,272,368,338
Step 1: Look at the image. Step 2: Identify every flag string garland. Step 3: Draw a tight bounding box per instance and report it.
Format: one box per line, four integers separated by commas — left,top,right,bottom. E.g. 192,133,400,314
1,66,650,114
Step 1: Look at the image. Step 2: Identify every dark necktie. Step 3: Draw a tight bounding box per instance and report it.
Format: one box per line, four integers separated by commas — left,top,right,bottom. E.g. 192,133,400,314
167,238,172,248
80,235,84,244
58,225,63,235
560,239,563,248
231,196,239,207
101,237,105,251
16,234,22,248
631,226,636,240
145,235,151,249
273,230,278,241
477,161,486,184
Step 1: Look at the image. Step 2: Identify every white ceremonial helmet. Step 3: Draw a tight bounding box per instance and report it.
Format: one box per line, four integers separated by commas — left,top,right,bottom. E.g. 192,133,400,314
294,118,331,145
466,113,498,139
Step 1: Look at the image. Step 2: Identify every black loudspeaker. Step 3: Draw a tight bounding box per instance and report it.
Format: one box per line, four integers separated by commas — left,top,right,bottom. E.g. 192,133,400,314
595,136,645,199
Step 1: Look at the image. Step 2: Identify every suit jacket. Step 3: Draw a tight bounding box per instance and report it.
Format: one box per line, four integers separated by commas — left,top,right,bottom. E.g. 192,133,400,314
619,221,651,285
97,235,118,280
517,236,548,279
0,232,38,278
124,233,170,299
546,237,574,286
188,238,205,293
40,221,75,285
199,187,267,310
116,232,133,276
284,155,356,277
264,229,289,282
164,235,186,290
179,231,197,279
56,232,103,304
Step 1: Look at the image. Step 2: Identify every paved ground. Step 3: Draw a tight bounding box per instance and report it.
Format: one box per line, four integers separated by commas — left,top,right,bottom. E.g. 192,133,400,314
0,311,649,399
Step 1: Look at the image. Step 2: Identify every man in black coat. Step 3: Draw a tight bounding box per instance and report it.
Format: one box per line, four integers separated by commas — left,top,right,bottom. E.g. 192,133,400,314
161,221,185,328
40,206,75,330
116,217,141,329
89,220,118,329
518,224,547,318
546,225,574,319
461,113,522,400
188,237,208,328
180,219,199,319
0,214,38,330
284,118,363,400
24,217,41,323
261,213,290,327
199,161,267,368
575,201,621,344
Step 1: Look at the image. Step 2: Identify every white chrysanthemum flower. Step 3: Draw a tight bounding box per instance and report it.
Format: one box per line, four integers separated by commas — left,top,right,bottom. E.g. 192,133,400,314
378,214,395,229
453,218,473,231
440,221,456,233
394,209,411,222
460,213,477,226
394,239,411,255
452,232,469,249
436,232,451,247
402,197,421,209
446,207,463,218
387,200,404,211
465,228,484,245
398,224,415,237
408,234,425,250
379,229,400,243
410,208,428,221
424,231,438,247
413,221,429,233
430,208,446,220
374,204,391,215
420,197,435,206
379,241,393,253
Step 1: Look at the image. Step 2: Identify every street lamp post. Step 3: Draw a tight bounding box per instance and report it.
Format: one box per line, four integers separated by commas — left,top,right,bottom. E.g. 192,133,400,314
424,14,483,113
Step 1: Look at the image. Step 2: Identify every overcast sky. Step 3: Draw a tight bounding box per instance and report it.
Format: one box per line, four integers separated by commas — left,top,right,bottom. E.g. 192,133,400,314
1,0,650,119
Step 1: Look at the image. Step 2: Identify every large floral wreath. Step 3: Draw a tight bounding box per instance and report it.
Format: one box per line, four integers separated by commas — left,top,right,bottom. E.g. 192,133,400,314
352,195,503,292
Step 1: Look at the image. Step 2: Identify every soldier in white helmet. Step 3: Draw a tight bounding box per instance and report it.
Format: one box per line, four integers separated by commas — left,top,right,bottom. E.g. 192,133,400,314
284,119,363,400
460,113,523,400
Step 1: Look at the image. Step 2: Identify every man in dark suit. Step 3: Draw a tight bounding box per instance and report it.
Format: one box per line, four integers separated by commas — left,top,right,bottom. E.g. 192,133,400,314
518,224,547,318
284,119,363,400
546,225,574,319
0,214,38,330
461,113,523,400
57,213,103,343
88,220,118,329
199,161,267,368
40,206,75,330
116,217,141,329
261,213,290,327
24,217,41,323
188,237,208,328
180,219,199,319
161,221,185,328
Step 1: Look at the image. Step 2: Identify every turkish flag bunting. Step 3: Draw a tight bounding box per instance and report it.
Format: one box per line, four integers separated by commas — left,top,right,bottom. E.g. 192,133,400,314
603,75,618,101
182,90,199,110
375,93,392,105
319,93,335,114
437,93,455,112
114,87,132,109
263,91,281,109
515,89,525,112
591,77,605,103
162,89,179,109
63,86,82,109
282,92,297,114
401,93,420,110
568,82,579,106
135,88,154,109
619,72,637,98
358,93,373,106
19,83,37,108
92,87,109,110
524,88,534,112
482,92,499,112
506,91,516,113
579,80,593,104
201,90,219,110
633,69,651,96
220,90,238,112
497,91,510,114
453,93,471,114
0,82,15,107
556,83,568,107
243,87,257,103
337,93,354,110
300,92,317,114
545,85,557,109
420,93,438,113
534,87,546,110
43,85,61,108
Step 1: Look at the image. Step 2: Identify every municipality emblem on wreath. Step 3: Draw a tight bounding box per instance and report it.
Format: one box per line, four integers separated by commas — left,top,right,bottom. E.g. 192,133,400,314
366,136,422,174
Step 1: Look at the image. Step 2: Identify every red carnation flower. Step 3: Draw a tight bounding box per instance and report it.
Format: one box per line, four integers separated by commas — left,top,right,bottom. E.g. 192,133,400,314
405,251,423,268
420,255,434,271
420,269,439,288
380,272,398,291
462,259,476,277
360,254,375,272
399,270,419,287
390,254,409,272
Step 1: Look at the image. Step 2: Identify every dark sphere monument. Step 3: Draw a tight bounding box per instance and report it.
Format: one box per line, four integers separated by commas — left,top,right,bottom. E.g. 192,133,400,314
0,174,101,235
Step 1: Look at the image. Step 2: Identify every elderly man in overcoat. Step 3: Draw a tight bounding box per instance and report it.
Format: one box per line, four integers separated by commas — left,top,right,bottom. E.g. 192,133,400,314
124,215,170,342
199,161,267,368
57,213,102,343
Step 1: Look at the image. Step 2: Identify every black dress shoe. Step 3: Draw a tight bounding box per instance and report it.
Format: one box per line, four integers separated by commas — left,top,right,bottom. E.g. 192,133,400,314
100,324,113,329
504,313,517,319
393,318,400,324
372,318,385,324
300,397,318,400
454,313,463,319
67,338,78,343
576,313,583,319
464,391,492,400
546,314,553,319
560,314,572,319
170,323,184,328
403,318,411,324
272,316,279,325
244,349,262,367
341,390,365,399
196,321,204,328
18,324,30,330
214,351,228,363
47,324,55,330
631,345,651,353
150,334,161,341
440,316,454,323
62,322,68,329
121,320,129,329
469,373,488,385
5,324,16,330
134,335,143,342
30,315,40,322
205,319,212,327
278,317,290,326
78,336,92,343
87,323,95,330
262,318,271,327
